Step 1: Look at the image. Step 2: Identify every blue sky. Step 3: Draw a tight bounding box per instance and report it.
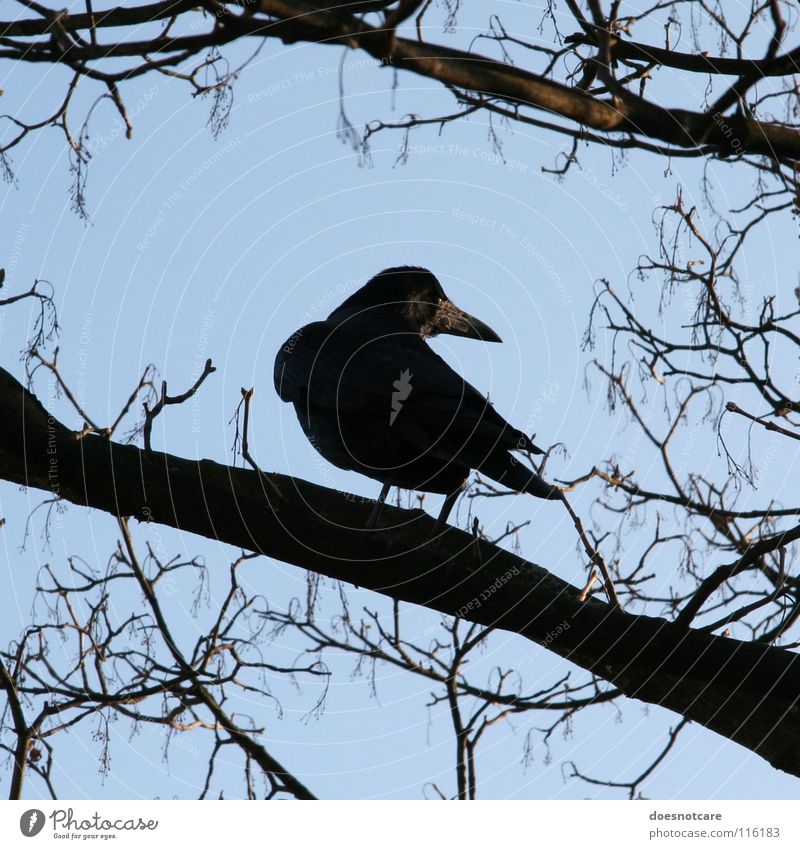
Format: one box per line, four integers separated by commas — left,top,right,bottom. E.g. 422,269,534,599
1,3,798,800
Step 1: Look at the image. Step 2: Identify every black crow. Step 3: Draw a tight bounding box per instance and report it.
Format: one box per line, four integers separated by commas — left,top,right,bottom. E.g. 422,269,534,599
274,266,560,527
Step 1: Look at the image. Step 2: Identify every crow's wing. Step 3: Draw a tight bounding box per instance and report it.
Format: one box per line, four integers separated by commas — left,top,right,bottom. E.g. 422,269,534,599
274,321,542,468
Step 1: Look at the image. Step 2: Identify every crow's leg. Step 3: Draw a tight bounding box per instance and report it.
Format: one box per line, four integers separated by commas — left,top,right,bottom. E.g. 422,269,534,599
365,480,392,529
431,482,465,536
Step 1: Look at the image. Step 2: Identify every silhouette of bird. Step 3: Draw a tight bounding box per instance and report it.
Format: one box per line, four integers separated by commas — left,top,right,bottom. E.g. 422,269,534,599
274,266,560,527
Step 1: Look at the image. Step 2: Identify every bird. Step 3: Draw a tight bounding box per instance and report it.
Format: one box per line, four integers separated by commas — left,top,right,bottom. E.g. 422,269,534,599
273,266,560,529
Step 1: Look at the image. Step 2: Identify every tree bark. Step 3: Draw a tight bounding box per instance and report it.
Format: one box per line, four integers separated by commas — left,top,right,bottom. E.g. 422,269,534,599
1,364,799,776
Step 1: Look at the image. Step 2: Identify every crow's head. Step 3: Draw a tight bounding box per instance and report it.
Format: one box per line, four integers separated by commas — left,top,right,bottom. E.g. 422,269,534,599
329,266,502,342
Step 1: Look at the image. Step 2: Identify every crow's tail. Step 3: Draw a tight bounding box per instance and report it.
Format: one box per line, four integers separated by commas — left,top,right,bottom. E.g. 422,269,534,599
478,454,562,500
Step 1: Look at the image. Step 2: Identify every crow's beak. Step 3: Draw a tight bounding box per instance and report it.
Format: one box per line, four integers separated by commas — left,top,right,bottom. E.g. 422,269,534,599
437,299,503,343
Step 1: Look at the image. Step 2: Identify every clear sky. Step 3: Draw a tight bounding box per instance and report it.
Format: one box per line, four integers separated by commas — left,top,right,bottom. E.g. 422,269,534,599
1,3,798,800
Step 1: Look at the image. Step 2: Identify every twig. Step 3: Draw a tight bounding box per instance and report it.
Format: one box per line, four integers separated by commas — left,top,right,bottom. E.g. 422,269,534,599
28,347,102,434
725,401,800,442
143,358,216,450
560,493,621,608
240,387,259,472
231,387,283,500
578,568,599,601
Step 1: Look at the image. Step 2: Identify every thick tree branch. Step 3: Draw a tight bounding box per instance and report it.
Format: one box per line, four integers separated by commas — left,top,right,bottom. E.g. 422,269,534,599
1,365,799,776
565,28,800,78
0,0,199,37
2,1,800,160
